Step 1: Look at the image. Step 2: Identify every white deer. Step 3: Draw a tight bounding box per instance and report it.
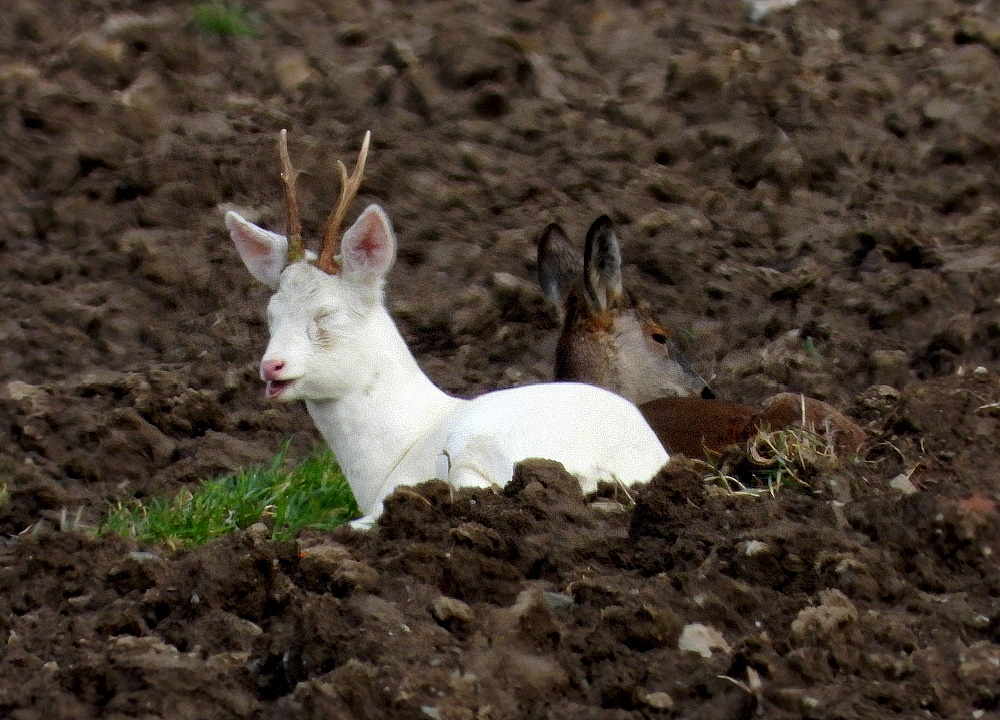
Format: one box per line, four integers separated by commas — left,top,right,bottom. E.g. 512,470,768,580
225,131,669,528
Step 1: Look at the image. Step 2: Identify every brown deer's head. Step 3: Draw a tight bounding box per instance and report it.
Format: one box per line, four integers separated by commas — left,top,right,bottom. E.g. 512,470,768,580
538,215,713,405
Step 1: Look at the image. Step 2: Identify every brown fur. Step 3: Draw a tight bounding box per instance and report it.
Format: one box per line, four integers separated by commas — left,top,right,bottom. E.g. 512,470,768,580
639,397,756,459
756,393,867,455
554,291,618,390
639,393,866,459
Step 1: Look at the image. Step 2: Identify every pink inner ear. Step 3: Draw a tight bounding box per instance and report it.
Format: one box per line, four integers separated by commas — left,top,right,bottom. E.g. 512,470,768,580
227,213,284,284
354,215,384,259
347,210,390,269
228,216,267,260
238,227,272,261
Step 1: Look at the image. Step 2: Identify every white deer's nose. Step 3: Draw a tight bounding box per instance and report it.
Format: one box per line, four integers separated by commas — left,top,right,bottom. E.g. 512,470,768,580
260,358,286,381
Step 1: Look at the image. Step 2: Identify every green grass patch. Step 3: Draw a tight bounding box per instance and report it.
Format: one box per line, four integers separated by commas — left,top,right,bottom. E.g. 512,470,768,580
191,2,258,38
100,446,358,549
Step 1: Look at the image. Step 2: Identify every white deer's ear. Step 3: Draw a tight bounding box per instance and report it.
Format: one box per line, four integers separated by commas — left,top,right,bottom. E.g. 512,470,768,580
225,211,288,287
340,204,396,283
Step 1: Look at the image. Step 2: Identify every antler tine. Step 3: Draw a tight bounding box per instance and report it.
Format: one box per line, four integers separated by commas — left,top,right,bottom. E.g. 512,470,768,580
318,130,371,274
278,129,305,263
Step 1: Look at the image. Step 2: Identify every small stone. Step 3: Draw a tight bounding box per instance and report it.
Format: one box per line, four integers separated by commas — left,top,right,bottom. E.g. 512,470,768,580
923,97,963,123
642,691,675,710
246,522,269,539
742,540,770,556
275,51,316,93
589,500,627,513
542,592,574,611
333,560,379,593
677,623,731,658
4,380,46,404
745,0,801,22
128,551,162,563
430,596,474,630
525,51,565,103
888,473,918,495
300,543,352,566
101,12,173,42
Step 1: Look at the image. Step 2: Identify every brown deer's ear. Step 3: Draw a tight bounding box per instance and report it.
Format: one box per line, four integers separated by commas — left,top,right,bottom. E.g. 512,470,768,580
583,215,622,312
340,204,397,284
537,223,584,321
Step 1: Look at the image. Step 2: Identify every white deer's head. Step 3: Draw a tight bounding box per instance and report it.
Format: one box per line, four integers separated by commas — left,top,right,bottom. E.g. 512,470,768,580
225,131,398,403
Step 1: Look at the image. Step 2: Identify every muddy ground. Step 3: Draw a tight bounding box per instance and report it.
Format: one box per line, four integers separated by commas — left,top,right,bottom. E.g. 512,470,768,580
2,0,1000,717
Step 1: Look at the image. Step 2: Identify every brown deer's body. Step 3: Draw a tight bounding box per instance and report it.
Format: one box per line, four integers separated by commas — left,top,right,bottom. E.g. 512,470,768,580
538,216,866,458
640,394,865,459
637,396,754,459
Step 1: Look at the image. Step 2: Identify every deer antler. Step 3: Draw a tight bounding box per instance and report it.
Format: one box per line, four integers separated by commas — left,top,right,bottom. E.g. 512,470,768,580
278,129,305,263
317,130,371,274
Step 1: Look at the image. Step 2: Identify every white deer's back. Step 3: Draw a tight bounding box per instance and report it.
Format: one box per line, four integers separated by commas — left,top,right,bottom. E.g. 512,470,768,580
372,382,669,517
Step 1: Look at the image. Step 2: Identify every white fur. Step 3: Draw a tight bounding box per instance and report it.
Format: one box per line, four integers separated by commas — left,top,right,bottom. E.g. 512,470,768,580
226,204,669,528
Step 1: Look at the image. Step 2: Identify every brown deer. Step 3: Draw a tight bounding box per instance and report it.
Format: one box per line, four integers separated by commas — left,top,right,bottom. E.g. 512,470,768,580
537,215,866,459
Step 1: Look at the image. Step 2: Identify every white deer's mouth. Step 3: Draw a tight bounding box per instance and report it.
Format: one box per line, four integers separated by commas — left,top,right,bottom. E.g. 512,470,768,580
266,378,296,399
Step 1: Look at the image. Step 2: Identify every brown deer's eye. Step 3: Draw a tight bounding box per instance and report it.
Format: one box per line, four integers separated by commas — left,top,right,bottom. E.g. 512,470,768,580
646,323,671,345
649,324,673,345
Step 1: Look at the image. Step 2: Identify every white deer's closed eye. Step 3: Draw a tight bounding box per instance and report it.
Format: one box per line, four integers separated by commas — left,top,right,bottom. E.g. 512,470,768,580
307,310,337,347
310,308,339,327
227,130,669,528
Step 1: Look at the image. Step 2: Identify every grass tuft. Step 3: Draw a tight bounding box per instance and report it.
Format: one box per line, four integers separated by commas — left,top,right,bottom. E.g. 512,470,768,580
191,2,258,38
100,446,357,549
704,425,840,498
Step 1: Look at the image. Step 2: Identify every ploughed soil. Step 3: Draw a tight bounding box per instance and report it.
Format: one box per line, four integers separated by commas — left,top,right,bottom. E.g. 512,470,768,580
2,0,1000,717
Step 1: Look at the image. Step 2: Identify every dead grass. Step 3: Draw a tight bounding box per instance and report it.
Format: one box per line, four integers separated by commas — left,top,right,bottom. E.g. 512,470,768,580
704,424,841,498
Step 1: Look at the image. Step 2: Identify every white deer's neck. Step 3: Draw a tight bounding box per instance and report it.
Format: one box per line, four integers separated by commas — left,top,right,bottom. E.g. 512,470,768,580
305,310,461,513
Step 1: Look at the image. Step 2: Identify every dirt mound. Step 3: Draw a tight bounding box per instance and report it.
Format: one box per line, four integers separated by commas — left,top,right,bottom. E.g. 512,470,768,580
3,420,999,717
2,0,999,717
